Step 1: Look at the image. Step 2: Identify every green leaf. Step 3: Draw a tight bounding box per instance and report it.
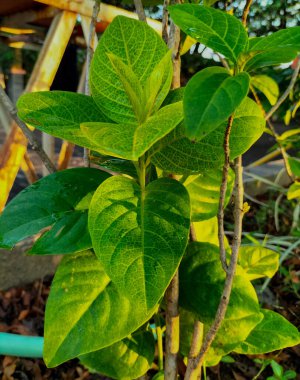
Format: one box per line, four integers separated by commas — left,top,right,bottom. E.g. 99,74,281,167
251,75,279,106
184,67,250,140
44,250,157,367
0,168,110,252
271,361,284,378
152,372,165,380
81,102,183,160
88,176,190,311
235,309,300,355
193,217,229,248
151,97,265,174
17,91,110,149
186,168,234,221
79,330,155,380
249,27,300,52
238,246,279,281
90,154,138,179
242,48,298,71
179,242,263,356
288,157,300,177
168,4,248,63
287,182,300,200
203,0,218,5
90,16,172,123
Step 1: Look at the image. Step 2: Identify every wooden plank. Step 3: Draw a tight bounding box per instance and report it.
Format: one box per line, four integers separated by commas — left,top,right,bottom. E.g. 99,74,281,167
1,7,59,29
34,0,162,34
0,11,77,210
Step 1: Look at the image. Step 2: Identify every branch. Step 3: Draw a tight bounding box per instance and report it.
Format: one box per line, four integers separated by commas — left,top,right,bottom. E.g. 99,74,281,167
164,2,182,378
218,115,234,272
84,0,101,166
133,0,147,23
162,0,170,44
266,56,300,120
0,86,56,174
184,156,244,377
242,0,253,27
251,84,294,181
185,320,203,379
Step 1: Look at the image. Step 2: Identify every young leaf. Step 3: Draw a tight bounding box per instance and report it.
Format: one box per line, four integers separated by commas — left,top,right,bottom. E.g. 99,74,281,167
234,309,300,355
90,16,172,123
81,102,183,161
151,97,265,174
249,27,300,52
179,243,263,357
0,168,110,253
287,182,300,200
184,67,250,140
251,75,279,105
79,330,155,380
88,176,190,311
168,4,248,63
238,246,279,281
44,251,158,367
17,91,110,150
186,168,234,221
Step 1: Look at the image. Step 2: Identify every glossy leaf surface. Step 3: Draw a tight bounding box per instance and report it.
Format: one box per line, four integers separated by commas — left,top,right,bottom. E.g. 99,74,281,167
89,176,190,311
238,246,279,281
251,75,279,105
184,67,250,140
80,330,155,380
235,309,300,355
0,168,110,252
151,97,265,174
186,168,234,221
44,251,157,367
17,91,109,150
168,4,248,63
90,16,172,123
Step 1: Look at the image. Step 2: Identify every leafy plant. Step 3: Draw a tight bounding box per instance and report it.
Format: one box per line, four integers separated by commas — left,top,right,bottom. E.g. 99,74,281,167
1,3,300,380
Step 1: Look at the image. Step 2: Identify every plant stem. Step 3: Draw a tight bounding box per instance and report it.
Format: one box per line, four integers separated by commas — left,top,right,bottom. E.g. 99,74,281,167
0,86,56,174
185,156,244,377
165,271,179,380
266,56,300,120
250,85,294,181
162,0,170,44
185,320,203,380
134,0,147,23
242,0,253,27
84,0,101,166
218,115,234,272
155,314,164,371
164,2,182,378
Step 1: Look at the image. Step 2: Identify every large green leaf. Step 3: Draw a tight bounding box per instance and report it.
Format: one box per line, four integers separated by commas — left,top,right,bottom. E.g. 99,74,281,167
88,176,190,311
242,48,298,72
150,97,265,174
17,91,110,149
80,330,155,380
0,168,110,253
179,243,263,355
193,217,229,248
249,27,300,52
186,168,234,222
238,246,279,281
287,182,300,200
90,16,172,123
81,102,183,160
184,67,250,140
168,4,248,63
44,251,157,367
251,75,279,106
235,309,300,355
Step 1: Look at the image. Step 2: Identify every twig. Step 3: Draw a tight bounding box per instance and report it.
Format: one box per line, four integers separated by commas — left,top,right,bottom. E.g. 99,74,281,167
185,320,203,379
133,0,147,23
242,0,253,27
164,2,182,378
84,0,101,166
184,157,244,377
250,84,294,181
266,56,300,120
218,115,234,272
162,0,170,44
0,86,56,174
